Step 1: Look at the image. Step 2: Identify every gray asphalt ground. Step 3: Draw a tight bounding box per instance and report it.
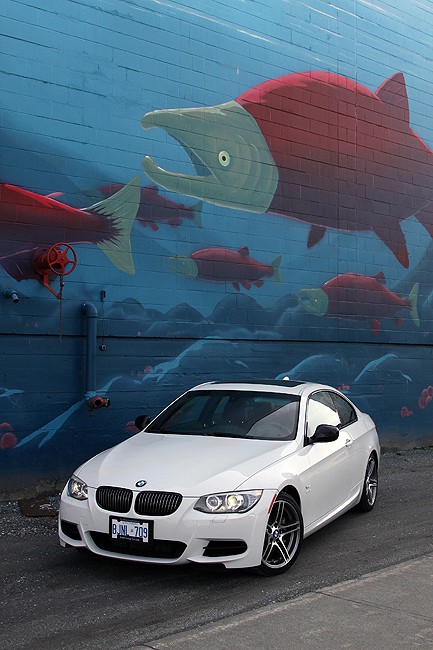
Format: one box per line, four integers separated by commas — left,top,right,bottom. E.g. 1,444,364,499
141,553,433,649
0,448,432,649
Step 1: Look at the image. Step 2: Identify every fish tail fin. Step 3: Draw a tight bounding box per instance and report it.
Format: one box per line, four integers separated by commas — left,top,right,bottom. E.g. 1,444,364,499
89,177,140,275
409,283,420,327
272,255,282,284
192,201,203,227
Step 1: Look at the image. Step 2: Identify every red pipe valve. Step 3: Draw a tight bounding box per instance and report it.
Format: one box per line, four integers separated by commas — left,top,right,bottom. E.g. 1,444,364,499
88,396,111,410
33,242,77,298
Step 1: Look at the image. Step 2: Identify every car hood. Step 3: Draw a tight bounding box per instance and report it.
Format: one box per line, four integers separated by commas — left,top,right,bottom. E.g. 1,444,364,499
77,433,297,495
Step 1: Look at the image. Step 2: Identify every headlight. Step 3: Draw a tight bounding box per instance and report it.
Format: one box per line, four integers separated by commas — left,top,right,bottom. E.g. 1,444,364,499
194,490,262,514
67,476,88,500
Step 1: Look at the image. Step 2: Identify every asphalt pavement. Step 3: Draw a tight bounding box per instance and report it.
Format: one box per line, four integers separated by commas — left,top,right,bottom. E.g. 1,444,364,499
1,448,432,649
138,553,433,649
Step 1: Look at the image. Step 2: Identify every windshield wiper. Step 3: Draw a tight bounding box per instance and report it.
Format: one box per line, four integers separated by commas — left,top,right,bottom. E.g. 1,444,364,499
205,432,250,438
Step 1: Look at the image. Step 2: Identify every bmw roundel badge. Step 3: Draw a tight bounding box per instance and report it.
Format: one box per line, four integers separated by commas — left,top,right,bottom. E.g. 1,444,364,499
135,480,147,487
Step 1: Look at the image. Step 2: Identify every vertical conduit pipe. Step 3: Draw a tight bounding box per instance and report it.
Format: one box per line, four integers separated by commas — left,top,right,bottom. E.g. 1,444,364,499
81,302,98,393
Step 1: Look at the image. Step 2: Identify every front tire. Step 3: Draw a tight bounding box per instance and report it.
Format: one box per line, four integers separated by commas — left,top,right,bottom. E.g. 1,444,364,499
357,453,378,512
255,493,303,576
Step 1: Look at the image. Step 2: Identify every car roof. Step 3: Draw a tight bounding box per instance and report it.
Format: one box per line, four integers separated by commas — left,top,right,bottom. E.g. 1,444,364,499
189,380,336,396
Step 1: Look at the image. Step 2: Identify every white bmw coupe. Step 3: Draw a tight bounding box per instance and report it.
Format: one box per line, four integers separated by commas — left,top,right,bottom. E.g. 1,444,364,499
59,380,380,575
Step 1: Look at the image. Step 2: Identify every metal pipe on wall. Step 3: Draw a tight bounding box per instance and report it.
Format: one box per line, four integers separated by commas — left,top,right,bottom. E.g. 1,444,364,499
81,302,98,394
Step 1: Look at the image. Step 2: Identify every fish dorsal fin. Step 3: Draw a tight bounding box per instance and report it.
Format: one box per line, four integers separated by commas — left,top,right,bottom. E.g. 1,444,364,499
373,271,386,284
238,246,250,257
376,73,409,122
307,225,326,248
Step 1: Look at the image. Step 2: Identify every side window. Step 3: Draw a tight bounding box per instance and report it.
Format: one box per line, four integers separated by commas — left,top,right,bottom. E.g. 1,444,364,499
306,391,340,437
331,393,357,428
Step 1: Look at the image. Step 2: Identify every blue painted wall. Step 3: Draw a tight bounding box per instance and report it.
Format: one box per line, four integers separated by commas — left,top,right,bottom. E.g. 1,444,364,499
1,0,433,495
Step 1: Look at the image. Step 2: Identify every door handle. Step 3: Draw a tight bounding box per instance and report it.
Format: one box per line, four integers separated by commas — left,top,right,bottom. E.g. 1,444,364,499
345,438,353,447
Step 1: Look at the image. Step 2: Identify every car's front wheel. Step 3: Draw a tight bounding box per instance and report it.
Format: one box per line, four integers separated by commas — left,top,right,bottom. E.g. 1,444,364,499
356,453,378,512
255,493,303,576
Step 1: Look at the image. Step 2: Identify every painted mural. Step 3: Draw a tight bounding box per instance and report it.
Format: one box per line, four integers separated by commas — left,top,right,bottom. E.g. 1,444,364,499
1,0,433,493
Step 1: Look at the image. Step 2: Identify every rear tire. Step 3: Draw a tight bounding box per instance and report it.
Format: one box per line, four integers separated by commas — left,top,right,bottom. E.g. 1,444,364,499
254,493,303,576
356,453,378,512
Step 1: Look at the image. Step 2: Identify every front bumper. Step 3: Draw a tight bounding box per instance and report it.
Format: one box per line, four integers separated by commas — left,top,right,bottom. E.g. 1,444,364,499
58,486,275,570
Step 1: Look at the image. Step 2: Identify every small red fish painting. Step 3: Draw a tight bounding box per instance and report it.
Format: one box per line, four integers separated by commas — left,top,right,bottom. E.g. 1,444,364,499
299,272,419,335
171,246,282,291
0,178,140,280
97,183,202,231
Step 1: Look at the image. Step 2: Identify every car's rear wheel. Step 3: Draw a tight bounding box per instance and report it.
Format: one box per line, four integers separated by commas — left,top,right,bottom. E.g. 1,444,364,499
255,493,303,576
357,453,378,512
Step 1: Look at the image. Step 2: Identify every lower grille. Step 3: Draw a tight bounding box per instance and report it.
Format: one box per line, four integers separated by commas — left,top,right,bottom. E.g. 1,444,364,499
61,520,81,541
203,540,248,557
96,486,132,513
90,532,186,559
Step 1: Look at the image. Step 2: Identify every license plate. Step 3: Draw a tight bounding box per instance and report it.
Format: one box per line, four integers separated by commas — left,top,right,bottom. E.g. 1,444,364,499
110,517,152,543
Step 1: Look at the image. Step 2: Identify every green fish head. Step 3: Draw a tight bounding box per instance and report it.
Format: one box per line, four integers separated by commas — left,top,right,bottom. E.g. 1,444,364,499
299,288,329,317
169,256,198,278
141,101,278,213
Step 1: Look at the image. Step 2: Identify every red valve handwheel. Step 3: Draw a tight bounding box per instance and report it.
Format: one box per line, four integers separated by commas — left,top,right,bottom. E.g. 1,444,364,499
45,243,77,276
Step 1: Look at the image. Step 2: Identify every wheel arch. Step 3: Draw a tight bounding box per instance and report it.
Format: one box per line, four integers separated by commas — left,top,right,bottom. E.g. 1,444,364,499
278,484,301,509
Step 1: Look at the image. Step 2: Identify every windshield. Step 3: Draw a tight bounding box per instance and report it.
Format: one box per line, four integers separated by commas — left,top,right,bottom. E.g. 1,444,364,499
146,390,300,440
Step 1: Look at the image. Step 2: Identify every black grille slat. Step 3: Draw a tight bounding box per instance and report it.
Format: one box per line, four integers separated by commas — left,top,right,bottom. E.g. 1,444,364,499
96,486,133,513
135,491,182,516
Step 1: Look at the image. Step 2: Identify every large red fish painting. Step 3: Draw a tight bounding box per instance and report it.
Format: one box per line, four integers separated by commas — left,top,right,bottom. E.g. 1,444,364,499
141,71,433,268
0,178,140,280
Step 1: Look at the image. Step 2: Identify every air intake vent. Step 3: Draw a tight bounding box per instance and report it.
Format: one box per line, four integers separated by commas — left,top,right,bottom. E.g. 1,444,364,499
135,491,182,516
96,486,133,513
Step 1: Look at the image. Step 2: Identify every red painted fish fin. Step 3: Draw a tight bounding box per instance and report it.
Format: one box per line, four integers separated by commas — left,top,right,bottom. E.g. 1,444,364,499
307,226,326,248
1,253,38,281
415,204,433,238
254,280,264,288
150,222,159,231
232,281,240,291
242,280,251,290
238,246,250,257
372,221,409,268
376,73,409,123
46,192,63,198
371,319,381,336
372,272,386,285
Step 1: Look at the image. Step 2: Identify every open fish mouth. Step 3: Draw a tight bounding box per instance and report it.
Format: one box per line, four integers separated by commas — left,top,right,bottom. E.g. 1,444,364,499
142,135,213,186
141,101,278,212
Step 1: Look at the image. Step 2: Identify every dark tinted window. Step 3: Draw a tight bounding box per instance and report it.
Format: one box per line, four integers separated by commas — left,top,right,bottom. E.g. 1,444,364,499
331,393,357,427
148,390,300,440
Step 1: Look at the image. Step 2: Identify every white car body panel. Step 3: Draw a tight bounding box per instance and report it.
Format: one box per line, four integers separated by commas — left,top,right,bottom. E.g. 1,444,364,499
77,433,298,495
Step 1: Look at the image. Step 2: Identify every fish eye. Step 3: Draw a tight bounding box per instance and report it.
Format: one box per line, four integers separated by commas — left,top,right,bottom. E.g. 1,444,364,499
218,151,231,167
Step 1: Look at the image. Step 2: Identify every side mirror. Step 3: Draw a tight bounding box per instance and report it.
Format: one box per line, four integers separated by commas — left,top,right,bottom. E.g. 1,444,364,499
309,424,339,443
135,414,151,431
